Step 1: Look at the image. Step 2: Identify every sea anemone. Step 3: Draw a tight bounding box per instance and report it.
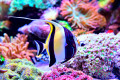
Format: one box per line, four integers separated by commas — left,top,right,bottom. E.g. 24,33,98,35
40,7,59,20
60,0,106,31
0,33,37,61
72,29,94,36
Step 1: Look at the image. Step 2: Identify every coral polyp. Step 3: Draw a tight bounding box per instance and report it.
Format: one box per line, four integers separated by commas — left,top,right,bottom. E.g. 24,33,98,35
41,67,93,80
0,59,44,80
60,0,106,31
63,33,120,79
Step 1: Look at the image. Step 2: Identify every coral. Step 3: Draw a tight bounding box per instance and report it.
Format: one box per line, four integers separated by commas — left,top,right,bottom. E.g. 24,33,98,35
0,33,37,61
40,7,59,20
108,24,120,34
60,0,106,31
109,8,120,25
41,67,93,80
0,20,11,31
58,20,73,31
0,0,12,4
98,0,114,8
0,59,44,80
8,0,59,15
18,20,50,39
63,33,120,79
0,1,10,20
0,55,5,64
98,1,120,30
72,29,94,36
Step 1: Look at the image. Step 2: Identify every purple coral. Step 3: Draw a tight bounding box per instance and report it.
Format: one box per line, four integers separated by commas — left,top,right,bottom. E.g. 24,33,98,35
63,33,120,79
41,67,93,80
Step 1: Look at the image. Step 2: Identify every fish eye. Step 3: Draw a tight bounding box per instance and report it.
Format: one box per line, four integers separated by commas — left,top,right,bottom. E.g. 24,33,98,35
81,43,85,46
80,41,85,46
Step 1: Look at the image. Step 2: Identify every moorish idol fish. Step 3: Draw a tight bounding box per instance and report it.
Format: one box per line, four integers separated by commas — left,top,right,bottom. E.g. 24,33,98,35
8,16,78,67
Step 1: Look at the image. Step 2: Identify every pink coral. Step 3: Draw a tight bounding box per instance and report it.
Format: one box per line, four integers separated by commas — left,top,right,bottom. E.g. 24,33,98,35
55,75,74,80
41,67,93,80
60,0,106,31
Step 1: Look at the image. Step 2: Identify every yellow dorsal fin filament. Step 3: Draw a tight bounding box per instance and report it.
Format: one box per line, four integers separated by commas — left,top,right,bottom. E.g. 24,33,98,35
44,22,54,56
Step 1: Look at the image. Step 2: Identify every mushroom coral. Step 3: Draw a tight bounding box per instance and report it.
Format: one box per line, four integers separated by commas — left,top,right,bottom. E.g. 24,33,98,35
60,0,106,31
0,33,37,61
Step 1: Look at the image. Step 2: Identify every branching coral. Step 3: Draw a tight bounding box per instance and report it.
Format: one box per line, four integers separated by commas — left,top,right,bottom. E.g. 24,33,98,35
8,0,59,15
62,33,120,79
0,33,37,61
0,59,44,80
41,67,93,80
60,0,106,31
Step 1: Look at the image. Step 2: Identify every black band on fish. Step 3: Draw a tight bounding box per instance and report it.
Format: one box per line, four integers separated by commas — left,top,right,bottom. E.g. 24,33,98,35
30,56,36,64
63,27,76,62
49,24,56,67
